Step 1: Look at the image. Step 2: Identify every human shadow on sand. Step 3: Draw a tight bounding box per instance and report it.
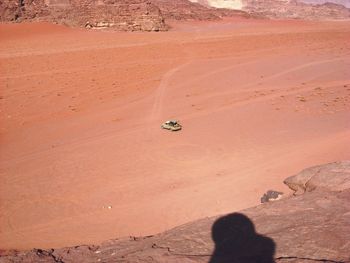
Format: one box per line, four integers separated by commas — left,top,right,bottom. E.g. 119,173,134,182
209,213,275,263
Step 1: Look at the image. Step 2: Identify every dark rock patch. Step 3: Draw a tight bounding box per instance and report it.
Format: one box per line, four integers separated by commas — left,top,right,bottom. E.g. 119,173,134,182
260,190,283,203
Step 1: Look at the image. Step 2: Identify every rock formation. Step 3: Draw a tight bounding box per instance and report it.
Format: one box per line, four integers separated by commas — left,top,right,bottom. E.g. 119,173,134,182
284,160,350,195
244,0,350,19
0,0,167,31
151,0,249,20
1,0,349,31
191,0,350,19
0,0,249,26
1,161,349,262
151,0,221,20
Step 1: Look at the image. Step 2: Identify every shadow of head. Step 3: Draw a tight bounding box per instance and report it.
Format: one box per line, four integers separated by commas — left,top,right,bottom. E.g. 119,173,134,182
209,213,275,263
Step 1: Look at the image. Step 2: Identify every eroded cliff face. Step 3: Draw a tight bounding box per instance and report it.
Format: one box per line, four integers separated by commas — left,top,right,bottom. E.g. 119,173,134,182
151,0,221,20
243,0,350,19
191,0,350,19
191,0,350,9
0,0,167,31
150,0,248,20
1,161,349,262
1,0,349,31
0,0,251,29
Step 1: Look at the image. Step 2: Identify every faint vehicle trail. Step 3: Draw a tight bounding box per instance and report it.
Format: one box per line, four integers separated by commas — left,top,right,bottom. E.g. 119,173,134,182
3,57,347,165
180,58,350,121
182,80,349,122
152,56,349,122
197,57,349,99
150,61,192,121
149,46,287,123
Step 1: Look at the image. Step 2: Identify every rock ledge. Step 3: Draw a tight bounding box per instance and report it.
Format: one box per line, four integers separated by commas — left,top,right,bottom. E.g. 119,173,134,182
1,161,349,263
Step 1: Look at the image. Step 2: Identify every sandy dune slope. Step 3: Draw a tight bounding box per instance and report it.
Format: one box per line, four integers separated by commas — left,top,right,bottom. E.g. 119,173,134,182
0,18,349,249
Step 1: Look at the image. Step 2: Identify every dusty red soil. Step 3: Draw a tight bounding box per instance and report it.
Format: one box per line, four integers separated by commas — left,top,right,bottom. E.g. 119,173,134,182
0,18,350,250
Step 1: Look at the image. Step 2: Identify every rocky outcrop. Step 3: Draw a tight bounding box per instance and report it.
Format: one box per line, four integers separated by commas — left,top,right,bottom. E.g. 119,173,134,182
1,161,349,263
0,0,167,31
151,0,221,20
2,0,348,31
243,0,350,20
149,0,249,21
192,0,350,20
0,0,22,22
0,0,249,30
284,160,350,195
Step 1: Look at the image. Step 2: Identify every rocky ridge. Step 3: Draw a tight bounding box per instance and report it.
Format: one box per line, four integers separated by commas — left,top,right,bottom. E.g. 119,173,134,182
244,0,350,20
192,0,350,19
150,0,248,21
1,161,349,262
0,0,250,29
0,0,167,31
151,0,221,20
2,0,350,32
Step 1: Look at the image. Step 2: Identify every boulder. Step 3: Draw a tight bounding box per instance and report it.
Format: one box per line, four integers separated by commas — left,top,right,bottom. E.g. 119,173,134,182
284,160,350,195
260,190,283,203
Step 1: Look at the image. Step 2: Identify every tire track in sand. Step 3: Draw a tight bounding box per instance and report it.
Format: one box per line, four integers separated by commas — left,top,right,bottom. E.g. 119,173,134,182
150,61,192,121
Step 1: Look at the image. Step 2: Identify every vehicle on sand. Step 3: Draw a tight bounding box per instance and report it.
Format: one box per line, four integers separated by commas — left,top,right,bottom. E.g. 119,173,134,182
161,120,182,131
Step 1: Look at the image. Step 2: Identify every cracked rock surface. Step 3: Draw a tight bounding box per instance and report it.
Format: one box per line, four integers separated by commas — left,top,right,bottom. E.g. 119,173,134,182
1,161,349,262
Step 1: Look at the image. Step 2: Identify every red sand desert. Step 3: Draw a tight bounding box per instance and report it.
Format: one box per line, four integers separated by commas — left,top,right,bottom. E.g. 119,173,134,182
0,18,350,250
